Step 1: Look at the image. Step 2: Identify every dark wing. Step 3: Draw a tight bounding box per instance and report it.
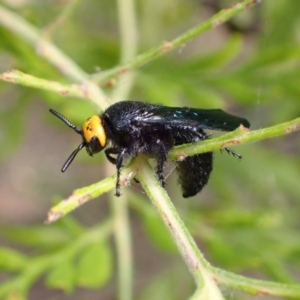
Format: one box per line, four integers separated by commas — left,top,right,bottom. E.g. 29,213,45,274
137,106,250,132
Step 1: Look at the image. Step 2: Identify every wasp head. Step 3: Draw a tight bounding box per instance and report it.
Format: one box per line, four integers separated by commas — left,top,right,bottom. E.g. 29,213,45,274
49,109,107,172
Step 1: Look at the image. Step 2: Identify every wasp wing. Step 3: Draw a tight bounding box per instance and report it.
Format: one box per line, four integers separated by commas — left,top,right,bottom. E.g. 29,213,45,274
138,106,250,132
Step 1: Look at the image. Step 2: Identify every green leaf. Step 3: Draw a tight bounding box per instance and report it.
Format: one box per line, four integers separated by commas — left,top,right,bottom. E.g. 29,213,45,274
239,47,300,72
45,261,75,293
0,248,28,271
76,242,112,288
0,225,72,248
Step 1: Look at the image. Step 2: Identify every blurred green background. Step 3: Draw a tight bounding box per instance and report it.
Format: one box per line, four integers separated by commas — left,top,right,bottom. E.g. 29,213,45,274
0,0,299,299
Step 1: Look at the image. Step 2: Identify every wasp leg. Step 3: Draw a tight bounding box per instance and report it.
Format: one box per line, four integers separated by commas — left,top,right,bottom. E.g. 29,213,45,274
105,148,141,184
221,147,242,160
115,148,127,197
155,144,168,188
105,148,120,165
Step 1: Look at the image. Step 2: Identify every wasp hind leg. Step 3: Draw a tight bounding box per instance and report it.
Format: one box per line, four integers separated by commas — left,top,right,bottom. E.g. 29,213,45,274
221,147,242,160
155,144,169,188
156,155,166,188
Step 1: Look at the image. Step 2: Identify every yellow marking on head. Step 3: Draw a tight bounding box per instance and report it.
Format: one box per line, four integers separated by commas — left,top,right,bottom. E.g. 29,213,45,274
83,116,106,147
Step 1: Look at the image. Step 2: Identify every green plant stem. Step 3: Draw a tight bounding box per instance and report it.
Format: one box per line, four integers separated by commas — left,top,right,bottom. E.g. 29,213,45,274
169,118,300,159
111,1,138,299
0,4,108,108
42,0,84,38
137,155,300,298
46,175,117,224
136,156,224,299
213,268,300,297
46,164,136,223
112,0,138,102
90,0,261,84
111,195,133,300
0,70,88,99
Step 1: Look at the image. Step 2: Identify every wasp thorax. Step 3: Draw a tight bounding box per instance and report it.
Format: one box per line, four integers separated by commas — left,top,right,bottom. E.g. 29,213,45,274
83,115,107,148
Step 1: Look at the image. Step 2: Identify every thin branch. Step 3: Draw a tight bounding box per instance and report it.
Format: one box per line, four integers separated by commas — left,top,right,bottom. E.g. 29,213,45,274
137,156,224,299
111,195,132,300
212,267,300,297
42,0,84,38
111,0,138,101
169,118,300,160
111,1,138,300
46,165,135,224
0,70,89,99
0,4,108,108
90,0,261,84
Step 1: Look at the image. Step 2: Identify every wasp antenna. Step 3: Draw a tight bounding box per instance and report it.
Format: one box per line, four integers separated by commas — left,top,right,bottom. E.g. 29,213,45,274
61,142,86,172
49,109,82,134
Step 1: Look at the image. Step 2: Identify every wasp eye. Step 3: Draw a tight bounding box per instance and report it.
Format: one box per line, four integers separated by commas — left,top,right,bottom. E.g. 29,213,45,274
87,136,105,154
82,116,107,154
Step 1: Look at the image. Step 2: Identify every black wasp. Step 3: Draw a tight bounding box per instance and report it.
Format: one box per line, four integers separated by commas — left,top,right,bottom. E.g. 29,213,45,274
50,101,250,197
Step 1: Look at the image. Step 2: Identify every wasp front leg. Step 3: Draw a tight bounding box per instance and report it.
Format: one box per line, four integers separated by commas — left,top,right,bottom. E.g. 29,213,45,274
105,147,127,196
114,148,127,197
105,147,120,165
